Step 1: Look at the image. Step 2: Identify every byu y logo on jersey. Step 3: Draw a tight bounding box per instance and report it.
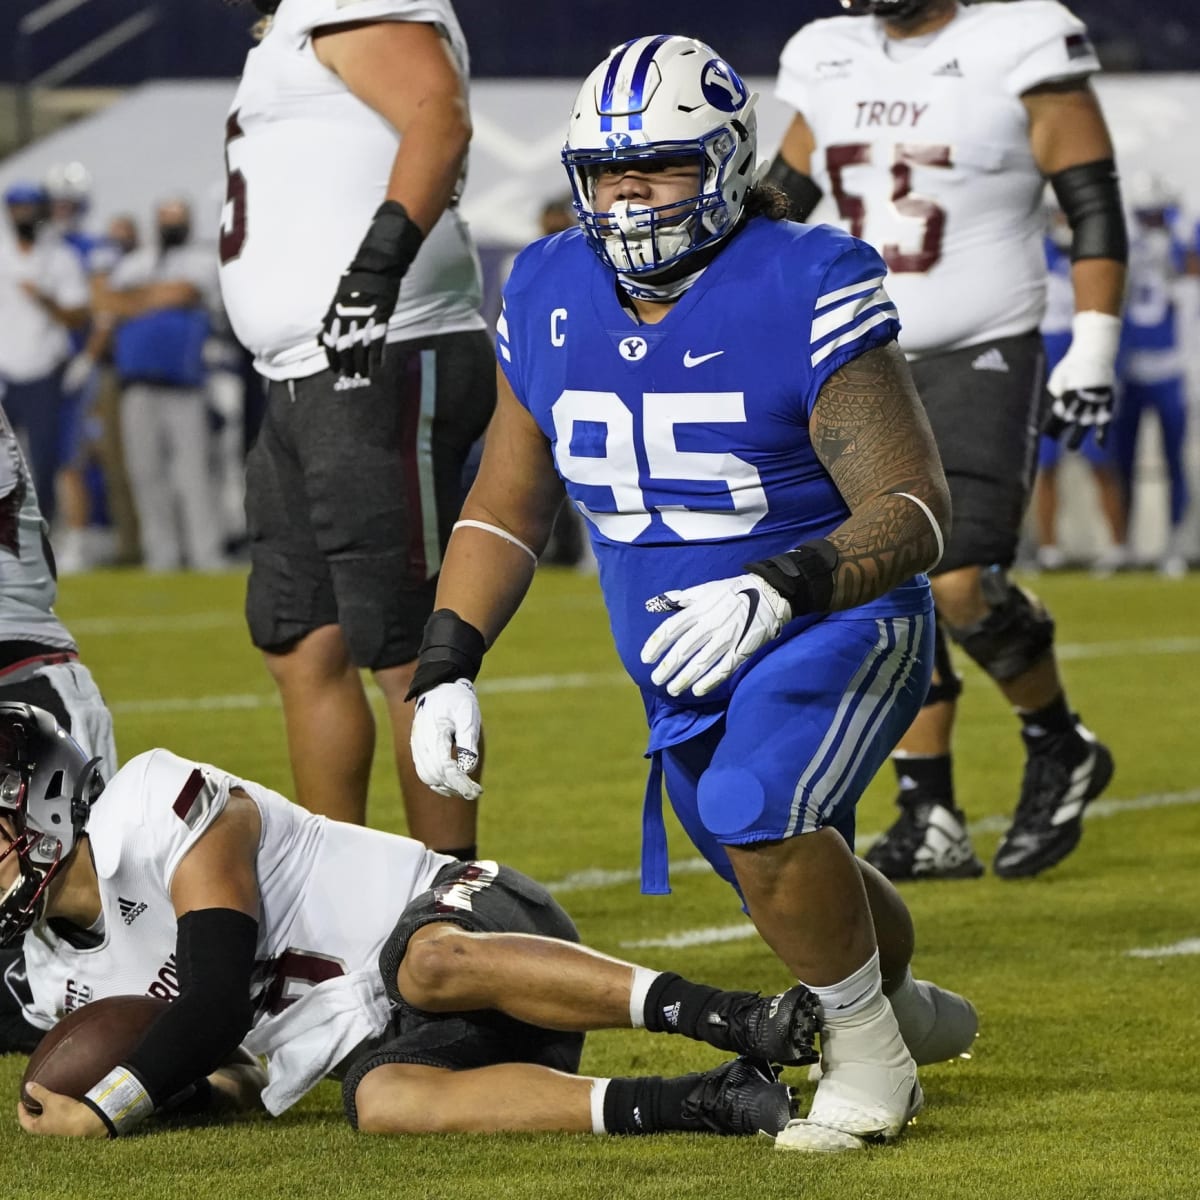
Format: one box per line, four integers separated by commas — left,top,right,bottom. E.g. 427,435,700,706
619,336,648,361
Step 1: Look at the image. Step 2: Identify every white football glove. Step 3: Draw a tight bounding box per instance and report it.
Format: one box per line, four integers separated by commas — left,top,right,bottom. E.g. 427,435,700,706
640,573,792,698
1044,310,1122,449
410,678,483,802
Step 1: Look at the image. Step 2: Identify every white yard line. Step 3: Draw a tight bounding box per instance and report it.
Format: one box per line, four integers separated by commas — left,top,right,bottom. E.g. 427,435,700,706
1125,939,1200,959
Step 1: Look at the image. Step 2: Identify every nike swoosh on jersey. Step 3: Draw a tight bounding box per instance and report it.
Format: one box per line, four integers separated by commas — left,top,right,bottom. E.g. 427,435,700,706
683,349,725,367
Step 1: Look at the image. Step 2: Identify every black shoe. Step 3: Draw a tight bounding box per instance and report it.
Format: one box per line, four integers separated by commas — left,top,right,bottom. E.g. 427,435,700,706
698,984,820,1066
681,1056,796,1136
865,801,985,881
994,722,1114,879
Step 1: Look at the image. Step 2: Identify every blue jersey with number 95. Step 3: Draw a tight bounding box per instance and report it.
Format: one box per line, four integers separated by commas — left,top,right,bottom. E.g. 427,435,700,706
497,216,932,730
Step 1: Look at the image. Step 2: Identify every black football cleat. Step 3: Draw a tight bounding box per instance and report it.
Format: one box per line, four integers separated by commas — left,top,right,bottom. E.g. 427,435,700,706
697,983,821,1067
994,722,1114,879
865,801,985,881
681,1056,796,1136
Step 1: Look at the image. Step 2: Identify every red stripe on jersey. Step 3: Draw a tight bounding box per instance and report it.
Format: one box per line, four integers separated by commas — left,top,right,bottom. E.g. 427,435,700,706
398,351,427,581
173,769,204,822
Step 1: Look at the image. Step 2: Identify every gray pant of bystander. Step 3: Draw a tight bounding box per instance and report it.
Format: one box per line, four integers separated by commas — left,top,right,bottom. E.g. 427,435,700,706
121,382,225,571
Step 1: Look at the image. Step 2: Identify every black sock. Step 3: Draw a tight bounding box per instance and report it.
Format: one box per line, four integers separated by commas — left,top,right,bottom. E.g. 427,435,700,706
433,844,478,861
642,972,724,1038
602,1073,701,1134
893,754,954,808
1018,693,1074,741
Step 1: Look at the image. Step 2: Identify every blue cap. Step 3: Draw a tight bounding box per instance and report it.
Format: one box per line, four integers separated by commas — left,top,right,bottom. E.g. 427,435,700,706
4,182,47,206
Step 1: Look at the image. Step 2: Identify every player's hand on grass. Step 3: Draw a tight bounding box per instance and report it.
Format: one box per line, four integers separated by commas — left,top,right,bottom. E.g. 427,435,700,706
640,574,792,698
18,1083,108,1138
410,679,483,801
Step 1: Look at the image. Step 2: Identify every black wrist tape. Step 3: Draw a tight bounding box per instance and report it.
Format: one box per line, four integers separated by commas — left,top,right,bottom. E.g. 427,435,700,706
746,539,839,614
405,609,487,701
1049,159,1128,264
762,154,824,222
349,200,426,279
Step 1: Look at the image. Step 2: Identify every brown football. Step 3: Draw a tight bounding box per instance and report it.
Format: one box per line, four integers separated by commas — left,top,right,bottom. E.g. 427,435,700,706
20,995,168,1113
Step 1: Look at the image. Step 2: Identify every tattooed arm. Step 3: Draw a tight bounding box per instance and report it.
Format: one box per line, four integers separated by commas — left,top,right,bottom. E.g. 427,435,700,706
639,342,948,697
746,342,950,614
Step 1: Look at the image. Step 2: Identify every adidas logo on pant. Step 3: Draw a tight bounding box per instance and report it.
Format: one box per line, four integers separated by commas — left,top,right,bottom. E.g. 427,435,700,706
971,348,1009,372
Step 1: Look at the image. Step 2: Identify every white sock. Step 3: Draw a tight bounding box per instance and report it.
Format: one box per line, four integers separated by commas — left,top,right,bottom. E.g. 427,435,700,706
628,966,660,1029
800,950,882,1022
590,1078,611,1134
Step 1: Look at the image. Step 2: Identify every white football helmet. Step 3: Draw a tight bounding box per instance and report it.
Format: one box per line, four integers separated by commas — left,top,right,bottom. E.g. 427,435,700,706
562,35,757,281
0,704,104,945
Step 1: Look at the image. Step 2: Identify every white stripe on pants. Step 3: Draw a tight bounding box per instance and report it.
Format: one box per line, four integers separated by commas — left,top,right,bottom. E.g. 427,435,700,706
121,382,225,571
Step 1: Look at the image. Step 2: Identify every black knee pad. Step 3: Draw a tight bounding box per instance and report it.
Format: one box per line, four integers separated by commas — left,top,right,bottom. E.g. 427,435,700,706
946,569,1055,683
923,620,963,707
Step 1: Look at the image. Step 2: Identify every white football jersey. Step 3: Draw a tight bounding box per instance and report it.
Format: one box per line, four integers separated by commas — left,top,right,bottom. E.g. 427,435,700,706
776,1,1100,356
0,408,75,651
218,0,485,380
21,749,454,1114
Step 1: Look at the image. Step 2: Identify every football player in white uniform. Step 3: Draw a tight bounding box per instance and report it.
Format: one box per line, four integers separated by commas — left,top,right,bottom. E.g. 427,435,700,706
769,0,1125,880
217,0,495,851
3,703,824,1140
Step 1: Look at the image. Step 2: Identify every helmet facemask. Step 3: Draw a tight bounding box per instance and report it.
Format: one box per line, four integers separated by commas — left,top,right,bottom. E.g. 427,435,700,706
562,36,758,294
0,705,103,946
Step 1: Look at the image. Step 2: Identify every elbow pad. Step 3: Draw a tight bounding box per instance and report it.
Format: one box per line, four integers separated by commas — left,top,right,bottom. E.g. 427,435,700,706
763,154,824,222
1049,159,1128,263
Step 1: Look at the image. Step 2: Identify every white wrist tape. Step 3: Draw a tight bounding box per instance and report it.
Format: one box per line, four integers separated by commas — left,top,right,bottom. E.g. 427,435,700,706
452,520,539,566
1068,310,1122,365
890,492,944,568
84,1066,155,1136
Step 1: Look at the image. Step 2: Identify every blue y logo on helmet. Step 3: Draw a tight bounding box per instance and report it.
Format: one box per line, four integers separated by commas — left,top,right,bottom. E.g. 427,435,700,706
700,59,748,113
606,133,633,149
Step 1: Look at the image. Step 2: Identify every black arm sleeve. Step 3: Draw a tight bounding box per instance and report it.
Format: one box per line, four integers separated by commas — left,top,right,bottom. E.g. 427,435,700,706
763,154,824,222
1049,159,1128,263
121,908,258,1108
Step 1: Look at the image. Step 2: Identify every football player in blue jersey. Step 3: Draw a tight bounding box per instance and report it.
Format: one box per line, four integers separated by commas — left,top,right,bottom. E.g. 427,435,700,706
1110,175,1194,577
405,36,975,1153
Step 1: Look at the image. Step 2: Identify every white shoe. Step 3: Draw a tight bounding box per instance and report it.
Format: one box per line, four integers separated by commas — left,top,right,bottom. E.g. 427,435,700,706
1035,545,1066,571
775,994,922,1153
1091,545,1129,577
1158,554,1187,579
890,978,978,1066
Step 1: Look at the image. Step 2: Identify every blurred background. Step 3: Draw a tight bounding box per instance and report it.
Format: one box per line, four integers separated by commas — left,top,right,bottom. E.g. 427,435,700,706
0,0,1198,572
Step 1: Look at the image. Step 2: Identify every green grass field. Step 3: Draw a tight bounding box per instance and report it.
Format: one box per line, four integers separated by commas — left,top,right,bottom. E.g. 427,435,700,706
4,566,1198,1199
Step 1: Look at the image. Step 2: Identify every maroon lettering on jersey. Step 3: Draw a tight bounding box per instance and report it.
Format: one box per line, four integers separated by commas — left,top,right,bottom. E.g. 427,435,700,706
146,955,181,1001
854,100,930,130
63,979,93,1013
255,950,346,1016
